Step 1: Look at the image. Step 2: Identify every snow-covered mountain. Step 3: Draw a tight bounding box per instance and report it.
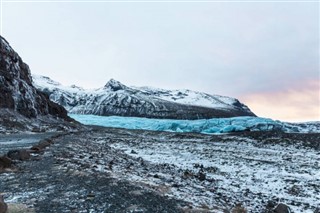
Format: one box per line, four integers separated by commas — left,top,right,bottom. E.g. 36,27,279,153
33,75,256,119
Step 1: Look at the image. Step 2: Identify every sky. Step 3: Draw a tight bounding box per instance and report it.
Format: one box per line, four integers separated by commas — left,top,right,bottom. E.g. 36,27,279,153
1,0,319,122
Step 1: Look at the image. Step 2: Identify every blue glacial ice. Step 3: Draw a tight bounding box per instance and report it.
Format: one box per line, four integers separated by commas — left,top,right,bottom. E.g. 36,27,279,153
69,114,307,134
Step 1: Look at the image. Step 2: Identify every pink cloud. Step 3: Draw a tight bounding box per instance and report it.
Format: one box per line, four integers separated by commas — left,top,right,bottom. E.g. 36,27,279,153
241,79,320,122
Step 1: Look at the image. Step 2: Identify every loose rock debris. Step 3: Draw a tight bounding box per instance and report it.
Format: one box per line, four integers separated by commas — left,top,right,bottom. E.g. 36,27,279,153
0,128,319,213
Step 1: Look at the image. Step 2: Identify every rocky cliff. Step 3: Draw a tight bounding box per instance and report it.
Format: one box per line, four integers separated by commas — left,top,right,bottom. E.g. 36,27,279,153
0,36,69,120
0,36,76,133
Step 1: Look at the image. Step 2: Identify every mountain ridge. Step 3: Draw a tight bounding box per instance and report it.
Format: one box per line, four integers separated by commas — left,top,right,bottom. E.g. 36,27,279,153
33,75,256,119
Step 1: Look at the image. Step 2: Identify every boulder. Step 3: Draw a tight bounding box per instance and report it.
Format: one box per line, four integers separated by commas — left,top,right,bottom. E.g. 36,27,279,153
30,139,52,152
197,171,206,181
231,203,247,213
266,200,277,209
37,139,52,149
274,203,290,213
7,149,30,161
0,156,12,170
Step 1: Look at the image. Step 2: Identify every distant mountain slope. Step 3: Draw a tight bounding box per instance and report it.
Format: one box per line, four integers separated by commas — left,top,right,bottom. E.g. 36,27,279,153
0,36,74,132
33,75,256,119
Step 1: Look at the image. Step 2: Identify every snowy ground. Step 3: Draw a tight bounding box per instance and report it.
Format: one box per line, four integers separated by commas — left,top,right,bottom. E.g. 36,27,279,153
112,139,319,212
1,128,319,212
104,130,320,212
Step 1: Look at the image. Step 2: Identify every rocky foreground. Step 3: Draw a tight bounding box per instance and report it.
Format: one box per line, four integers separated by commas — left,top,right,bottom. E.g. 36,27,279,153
0,127,319,213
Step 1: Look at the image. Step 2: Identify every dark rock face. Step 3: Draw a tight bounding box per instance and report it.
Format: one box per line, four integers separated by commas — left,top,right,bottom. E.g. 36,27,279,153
0,36,69,120
73,95,254,120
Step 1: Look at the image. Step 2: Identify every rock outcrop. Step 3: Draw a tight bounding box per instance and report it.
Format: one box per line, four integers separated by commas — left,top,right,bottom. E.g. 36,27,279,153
0,36,69,120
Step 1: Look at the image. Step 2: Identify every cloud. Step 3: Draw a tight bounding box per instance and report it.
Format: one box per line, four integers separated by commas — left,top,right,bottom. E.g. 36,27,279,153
242,79,320,122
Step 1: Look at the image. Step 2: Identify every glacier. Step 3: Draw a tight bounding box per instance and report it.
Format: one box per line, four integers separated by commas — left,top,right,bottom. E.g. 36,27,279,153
69,114,320,134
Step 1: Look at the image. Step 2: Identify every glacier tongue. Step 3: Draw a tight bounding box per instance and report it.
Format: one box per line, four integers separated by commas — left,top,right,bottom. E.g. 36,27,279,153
69,114,320,134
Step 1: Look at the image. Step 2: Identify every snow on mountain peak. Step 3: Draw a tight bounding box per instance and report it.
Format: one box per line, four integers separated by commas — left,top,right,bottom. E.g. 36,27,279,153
32,75,61,87
33,74,256,119
104,79,127,91
32,75,85,93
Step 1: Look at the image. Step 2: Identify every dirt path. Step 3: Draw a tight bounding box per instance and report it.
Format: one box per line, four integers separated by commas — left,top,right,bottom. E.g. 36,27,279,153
0,132,59,155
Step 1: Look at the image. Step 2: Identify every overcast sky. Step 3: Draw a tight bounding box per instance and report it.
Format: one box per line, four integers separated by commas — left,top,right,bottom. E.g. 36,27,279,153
1,1,319,122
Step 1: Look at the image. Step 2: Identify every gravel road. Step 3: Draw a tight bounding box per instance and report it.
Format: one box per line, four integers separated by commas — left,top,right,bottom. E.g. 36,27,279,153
0,132,59,155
